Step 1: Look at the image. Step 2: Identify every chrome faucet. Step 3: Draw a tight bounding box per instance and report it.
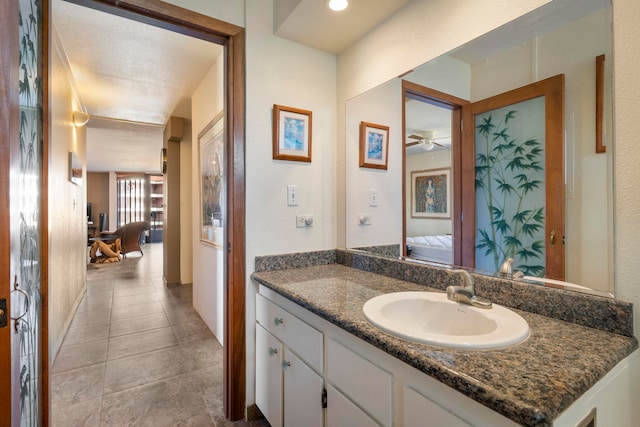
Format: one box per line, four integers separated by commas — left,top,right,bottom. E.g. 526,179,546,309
499,258,523,279
446,269,492,309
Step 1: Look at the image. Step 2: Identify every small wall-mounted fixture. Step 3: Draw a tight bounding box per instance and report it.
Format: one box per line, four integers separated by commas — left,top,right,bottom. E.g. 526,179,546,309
328,0,348,12
73,111,90,127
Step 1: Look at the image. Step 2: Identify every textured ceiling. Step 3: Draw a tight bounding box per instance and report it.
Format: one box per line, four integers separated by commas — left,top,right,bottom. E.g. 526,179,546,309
274,0,410,54
52,0,222,173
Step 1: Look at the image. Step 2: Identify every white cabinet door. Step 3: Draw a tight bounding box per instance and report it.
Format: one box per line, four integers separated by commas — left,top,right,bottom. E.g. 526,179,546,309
256,324,284,427
327,385,380,427
283,348,324,427
403,385,471,427
327,339,392,426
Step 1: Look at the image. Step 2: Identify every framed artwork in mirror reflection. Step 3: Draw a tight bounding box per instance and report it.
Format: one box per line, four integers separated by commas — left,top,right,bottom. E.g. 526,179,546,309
273,104,312,162
411,168,450,218
359,121,389,169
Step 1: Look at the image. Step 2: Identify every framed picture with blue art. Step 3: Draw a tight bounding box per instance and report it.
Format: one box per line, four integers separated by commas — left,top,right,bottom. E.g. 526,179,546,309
273,104,313,162
359,121,389,170
411,168,451,218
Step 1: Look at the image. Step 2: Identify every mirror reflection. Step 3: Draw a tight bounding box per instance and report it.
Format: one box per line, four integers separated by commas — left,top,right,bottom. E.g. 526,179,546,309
346,0,613,295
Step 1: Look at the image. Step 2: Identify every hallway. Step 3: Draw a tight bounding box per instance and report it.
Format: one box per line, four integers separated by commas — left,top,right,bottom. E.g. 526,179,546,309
51,243,267,426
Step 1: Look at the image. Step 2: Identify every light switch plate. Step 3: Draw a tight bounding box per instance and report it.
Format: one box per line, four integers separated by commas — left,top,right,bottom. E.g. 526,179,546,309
369,189,378,207
287,185,298,206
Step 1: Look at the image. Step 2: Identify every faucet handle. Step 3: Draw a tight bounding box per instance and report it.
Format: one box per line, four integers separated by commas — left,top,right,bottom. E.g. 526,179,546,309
499,258,514,277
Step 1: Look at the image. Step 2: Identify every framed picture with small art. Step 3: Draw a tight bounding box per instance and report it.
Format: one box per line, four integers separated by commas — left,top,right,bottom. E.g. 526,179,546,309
359,121,389,169
273,104,312,162
411,168,451,218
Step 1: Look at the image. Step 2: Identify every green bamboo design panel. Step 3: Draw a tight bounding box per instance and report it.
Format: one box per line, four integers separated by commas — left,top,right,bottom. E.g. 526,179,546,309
17,0,44,425
474,97,546,276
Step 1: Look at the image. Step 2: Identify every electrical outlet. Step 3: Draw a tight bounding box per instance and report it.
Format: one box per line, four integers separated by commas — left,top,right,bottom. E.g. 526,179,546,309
358,215,372,225
287,185,298,206
296,215,314,228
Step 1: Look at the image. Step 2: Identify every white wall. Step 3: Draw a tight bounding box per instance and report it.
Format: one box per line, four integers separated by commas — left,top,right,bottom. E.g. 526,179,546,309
469,9,612,290
191,57,225,343
345,79,402,247
244,0,337,405
345,55,470,249
180,120,193,285
49,29,88,361
613,0,640,336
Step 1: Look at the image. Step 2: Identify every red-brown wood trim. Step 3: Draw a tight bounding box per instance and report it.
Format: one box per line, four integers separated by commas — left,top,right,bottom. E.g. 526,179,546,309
225,28,246,421
461,74,565,279
450,107,463,265
67,0,240,43
596,54,606,154
0,0,20,423
61,0,247,421
460,105,476,268
401,80,468,264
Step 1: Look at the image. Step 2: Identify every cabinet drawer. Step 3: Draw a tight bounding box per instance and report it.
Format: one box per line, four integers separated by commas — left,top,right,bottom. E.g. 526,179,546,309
327,338,392,427
256,294,323,372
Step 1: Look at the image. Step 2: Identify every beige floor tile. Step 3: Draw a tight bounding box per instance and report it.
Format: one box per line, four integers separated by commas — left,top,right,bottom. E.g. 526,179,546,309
62,323,110,346
107,327,178,360
100,374,214,427
109,312,170,337
103,347,186,394
53,340,108,373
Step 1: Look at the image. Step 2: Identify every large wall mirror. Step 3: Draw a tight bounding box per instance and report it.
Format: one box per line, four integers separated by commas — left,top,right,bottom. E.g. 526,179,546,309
345,0,614,295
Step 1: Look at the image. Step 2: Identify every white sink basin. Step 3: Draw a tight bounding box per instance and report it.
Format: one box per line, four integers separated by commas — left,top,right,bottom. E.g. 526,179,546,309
363,292,529,349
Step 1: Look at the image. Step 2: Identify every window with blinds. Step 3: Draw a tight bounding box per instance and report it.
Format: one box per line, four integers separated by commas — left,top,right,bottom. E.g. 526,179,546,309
116,174,146,227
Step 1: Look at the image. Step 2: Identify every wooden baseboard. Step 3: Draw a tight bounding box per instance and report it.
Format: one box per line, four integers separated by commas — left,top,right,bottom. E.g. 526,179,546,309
246,404,264,421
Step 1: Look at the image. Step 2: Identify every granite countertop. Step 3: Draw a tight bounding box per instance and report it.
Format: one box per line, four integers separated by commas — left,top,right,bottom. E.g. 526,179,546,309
252,264,638,427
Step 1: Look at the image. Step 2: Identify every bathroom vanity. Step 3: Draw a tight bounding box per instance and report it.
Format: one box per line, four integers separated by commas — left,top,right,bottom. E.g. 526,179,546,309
251,250,639,427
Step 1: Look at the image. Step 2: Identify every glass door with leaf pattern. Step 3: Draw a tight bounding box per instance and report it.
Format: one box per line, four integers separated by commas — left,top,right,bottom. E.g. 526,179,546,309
1,0,47,425
461,75,565,280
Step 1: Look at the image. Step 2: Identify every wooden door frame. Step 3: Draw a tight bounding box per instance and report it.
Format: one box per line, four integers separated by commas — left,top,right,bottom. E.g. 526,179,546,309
59,0,247,421
401,80,468,265
461,74,565,279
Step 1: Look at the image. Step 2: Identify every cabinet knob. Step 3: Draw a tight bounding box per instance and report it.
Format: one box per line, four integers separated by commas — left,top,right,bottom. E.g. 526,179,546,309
273,317,284,326
268,347,278,356
282,360,291,370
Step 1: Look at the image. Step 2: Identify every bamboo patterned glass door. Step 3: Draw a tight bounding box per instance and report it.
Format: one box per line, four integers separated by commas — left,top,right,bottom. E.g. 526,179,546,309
474,97,546,276
461,75,565,280
10,0,45,424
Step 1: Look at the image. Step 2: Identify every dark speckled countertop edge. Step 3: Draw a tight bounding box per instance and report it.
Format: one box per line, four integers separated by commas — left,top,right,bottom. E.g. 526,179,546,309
251,264,638,427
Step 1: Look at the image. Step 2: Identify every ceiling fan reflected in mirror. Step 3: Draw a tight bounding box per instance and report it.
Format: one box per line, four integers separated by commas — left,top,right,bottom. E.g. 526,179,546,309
406,131,449,151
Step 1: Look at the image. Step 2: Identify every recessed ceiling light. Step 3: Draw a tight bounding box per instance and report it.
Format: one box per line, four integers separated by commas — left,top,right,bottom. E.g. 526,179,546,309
328,0,349,12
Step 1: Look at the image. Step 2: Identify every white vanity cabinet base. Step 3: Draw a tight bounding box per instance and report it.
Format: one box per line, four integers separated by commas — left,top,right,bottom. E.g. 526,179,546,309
256,285,640,427
256,294,324,427
327,385,380,427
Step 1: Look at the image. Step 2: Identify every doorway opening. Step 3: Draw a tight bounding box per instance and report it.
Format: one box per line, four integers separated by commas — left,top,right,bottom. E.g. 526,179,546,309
58,0,246,420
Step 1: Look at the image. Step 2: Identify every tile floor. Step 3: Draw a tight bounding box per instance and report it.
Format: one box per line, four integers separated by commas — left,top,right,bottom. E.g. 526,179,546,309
51,243,268,427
